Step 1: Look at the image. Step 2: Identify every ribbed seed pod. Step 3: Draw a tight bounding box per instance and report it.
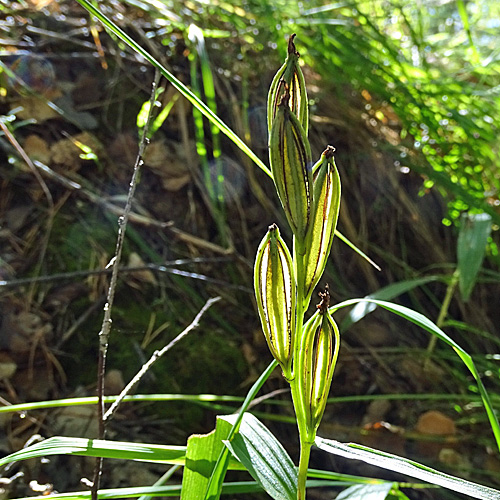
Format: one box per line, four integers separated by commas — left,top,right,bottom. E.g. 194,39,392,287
301,287,340,434
302,146,341,302
267,33,308,134
269,94,313,243
254,224,296,379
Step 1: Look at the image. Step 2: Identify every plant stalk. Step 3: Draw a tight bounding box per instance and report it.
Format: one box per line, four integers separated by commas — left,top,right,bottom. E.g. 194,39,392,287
425,269,459,366
291,235,314,500
297,439,312,500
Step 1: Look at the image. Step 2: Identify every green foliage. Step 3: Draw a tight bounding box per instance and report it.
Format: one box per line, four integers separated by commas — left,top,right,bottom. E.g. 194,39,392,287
3,2,500,500
181,416,233,500
223,412,297,500
457,212,492,300
315,436,500,500
335,484,393,500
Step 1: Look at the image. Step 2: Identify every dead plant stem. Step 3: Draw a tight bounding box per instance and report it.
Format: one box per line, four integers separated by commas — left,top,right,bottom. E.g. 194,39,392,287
91,70,160,500
104,296,221,422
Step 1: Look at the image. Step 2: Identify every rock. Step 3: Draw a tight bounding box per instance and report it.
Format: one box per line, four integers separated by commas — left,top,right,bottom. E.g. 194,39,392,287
415,410,456,458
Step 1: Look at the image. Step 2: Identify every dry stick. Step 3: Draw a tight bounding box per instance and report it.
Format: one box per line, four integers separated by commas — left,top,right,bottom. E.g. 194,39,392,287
104,296,221,422
90,70,161,500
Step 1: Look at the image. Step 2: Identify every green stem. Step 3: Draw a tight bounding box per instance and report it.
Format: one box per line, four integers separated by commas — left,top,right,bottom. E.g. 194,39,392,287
297,440,312,500
425,269,459,364
291,235,314,500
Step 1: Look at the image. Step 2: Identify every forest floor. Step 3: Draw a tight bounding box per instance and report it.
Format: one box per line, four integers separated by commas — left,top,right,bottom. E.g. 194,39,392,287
1,1,500,499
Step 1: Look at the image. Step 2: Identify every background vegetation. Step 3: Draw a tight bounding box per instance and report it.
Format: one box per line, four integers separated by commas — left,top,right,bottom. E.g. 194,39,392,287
1,0,499,498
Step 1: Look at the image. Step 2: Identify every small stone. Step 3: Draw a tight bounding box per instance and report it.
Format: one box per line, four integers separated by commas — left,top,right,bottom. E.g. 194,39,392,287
415,410,456,435
104,369,126,395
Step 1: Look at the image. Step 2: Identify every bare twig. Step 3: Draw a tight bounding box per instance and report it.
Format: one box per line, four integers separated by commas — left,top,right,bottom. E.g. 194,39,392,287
0,120,53,208
90,70,160,500
0,257,246,290
104,296,221,422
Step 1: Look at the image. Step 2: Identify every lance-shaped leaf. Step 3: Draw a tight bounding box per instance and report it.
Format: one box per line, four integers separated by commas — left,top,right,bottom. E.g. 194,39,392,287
302,288,340,436
303,146,341,302
269,94,313,243
457,212,491,301
254,224,296,379
267,33,308,134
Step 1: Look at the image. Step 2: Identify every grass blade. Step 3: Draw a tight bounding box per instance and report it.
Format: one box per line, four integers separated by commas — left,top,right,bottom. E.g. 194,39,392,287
74,0,270,178
331,298,500,451
0,437,187,467
315,437,500,500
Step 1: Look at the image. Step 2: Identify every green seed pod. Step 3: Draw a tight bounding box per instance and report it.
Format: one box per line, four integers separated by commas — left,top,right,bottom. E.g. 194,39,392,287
254,224,296,379
302,146,341,302
267,33,308,134
301,287,340,434
269,93,313,243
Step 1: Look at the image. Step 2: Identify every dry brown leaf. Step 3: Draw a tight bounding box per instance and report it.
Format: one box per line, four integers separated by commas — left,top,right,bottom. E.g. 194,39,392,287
50,132,103,171
11,96,59,122
23,134,50,165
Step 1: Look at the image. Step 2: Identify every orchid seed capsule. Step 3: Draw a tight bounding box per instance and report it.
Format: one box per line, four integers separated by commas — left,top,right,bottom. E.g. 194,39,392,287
302,146,341,302
267,33,309,134
254,223,296,379
269,91,313,243
301,286,340,435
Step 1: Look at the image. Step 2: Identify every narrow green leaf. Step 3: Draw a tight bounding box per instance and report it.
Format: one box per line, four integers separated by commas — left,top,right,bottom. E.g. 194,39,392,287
457,212,492,301
0,437,186,467
335,230,381,271
331,298,500,451
336,483,393,500
315,437,500,500
74,0,271,178
222,412,297,500
340,276,440,330
0,394,245,414
11,482,267,500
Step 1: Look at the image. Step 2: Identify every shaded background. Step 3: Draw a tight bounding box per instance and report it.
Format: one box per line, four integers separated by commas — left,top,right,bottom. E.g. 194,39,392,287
1,0,499,498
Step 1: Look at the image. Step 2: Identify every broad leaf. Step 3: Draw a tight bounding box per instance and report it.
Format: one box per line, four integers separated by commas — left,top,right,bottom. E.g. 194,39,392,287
222,412,297,500
202,360,278,499
182,415,242,500
315,437,500,500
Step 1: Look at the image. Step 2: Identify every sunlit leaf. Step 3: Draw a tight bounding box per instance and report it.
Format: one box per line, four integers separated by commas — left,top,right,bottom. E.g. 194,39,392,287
331,298,500,450
222,412,297,500
202,360,278,499
336,483,393,500
0,437,186,467
315,437,500,500
340,276,440,330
